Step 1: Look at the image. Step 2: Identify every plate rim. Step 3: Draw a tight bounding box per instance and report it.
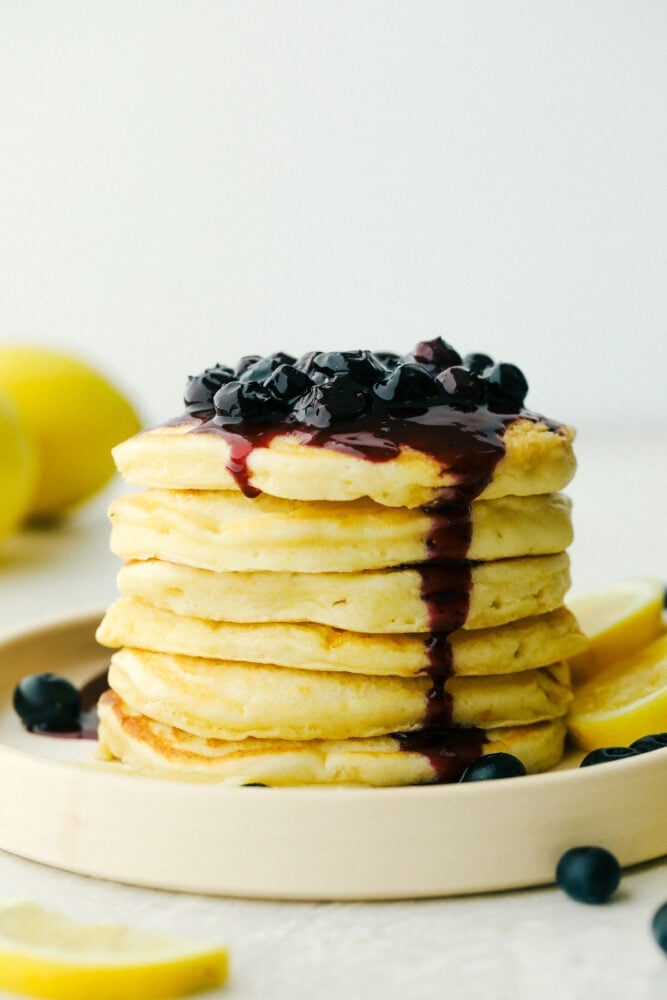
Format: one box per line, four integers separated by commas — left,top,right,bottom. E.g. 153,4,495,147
0,610,665,900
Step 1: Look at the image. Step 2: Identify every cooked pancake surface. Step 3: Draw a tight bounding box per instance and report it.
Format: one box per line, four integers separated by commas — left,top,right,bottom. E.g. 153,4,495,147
97,597,586,678
97,691,568,785
116,553,572,632
113,416,575,507
108,647,572,741
99,344,578,785
109,489,573,573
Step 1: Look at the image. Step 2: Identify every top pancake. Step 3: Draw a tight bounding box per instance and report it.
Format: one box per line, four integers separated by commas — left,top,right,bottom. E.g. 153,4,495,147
113,416,575,508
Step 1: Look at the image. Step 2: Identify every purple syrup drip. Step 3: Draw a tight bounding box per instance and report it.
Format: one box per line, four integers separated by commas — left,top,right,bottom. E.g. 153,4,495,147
394,726,486,783
190,402,511,498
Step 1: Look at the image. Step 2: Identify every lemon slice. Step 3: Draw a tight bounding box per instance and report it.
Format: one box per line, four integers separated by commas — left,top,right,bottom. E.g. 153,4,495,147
0,900,227,1000
567,633,667,750
567,577,665,683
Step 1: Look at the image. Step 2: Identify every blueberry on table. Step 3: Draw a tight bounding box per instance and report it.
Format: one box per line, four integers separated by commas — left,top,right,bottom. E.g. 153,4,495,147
556,846,621,903
629,733,667,754
652,901,667,954
580,746,638,766
13,673,82,731
459,752,527,781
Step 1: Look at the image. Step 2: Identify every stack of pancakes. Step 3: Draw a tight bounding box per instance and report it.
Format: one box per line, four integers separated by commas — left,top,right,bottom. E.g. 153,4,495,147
96,346,585,785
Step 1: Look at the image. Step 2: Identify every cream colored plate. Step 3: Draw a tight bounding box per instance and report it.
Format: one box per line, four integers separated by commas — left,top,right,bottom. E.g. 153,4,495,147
0,613,665,900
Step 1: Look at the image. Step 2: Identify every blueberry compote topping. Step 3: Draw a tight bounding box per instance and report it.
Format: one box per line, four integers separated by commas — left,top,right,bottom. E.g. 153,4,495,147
181,338,554,781
394,727,486,782
183,338,536,497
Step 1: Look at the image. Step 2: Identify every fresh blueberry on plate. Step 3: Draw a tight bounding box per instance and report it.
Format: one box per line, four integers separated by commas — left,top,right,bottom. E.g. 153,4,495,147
459,752,527,781
13,673,82,732
629,733,667,754
579,746,638,766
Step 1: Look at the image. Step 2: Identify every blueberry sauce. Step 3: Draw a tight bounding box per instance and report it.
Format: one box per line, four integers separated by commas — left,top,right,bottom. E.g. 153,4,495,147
177,341,557,780
394,726,485,782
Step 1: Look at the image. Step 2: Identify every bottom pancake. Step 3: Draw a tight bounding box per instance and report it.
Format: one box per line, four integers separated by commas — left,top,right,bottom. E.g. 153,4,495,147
97,690,567,786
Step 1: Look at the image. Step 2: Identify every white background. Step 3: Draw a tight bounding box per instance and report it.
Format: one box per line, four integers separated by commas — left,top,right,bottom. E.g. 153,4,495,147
1,0,666,430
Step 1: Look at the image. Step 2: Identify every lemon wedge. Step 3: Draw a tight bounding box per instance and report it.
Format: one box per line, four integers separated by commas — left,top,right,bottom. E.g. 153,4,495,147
567,633,667,750
0,900,227,1000
567,577,665,683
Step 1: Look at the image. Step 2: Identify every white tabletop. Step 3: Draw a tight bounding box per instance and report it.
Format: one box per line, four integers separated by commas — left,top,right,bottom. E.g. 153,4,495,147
0,427,665,1000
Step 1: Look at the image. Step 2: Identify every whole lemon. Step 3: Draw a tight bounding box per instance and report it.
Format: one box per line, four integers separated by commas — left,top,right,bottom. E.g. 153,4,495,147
0,346,141,519
0,391,37,540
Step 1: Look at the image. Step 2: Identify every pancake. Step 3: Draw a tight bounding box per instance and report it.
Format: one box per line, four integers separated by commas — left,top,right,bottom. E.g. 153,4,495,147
107,647,572,741
97,597,586,678
113,416,575,508
115,552,573,632
97,690,568,785
97,342,579,785
108,489,573,574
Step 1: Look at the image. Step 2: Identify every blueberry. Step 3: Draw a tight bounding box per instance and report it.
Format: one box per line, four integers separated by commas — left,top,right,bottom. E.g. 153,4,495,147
234,354,262,375
309,350,386,386
13,673,82,731
463,352,494,375
184,365,234,414
436,366,487,408
556,846,621,904
213,380,276,424
652,901,667,954
292,376,370,428
293,350,321,373
238,352,296,383
374,363,444,409
404,338,462,373
459,752,527,782
629,733,667,754
270,351,296,367
484,362,529,411
263,364,313,403
375,351,401,370
580,746,638,766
